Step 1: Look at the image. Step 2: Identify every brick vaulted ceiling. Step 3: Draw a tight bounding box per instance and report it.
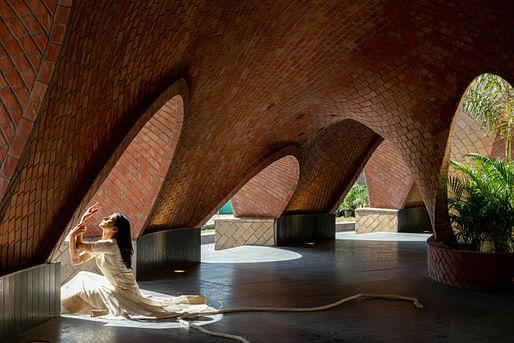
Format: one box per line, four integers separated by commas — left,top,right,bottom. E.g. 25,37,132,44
0,0,512,273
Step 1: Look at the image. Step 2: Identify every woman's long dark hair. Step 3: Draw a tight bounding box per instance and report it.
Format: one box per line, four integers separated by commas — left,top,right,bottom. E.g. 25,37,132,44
112,213,133,269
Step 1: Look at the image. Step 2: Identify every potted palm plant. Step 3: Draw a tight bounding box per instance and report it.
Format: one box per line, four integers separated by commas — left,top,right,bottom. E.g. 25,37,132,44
447,153,514,252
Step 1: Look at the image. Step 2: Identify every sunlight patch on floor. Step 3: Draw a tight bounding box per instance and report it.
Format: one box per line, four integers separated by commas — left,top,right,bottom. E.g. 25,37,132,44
61,289,222,329
201,244,302,263
336,232,432,242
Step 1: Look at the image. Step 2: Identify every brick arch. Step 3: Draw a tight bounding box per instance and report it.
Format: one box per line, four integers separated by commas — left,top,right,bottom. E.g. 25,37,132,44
446,73,513,165
403,183,425,209
0,0,71,199
0,76,188,272
47,80,189,260
231,155,299,219
178,145,302,230
81,95,183,240
0,0,512,275
436,73,514,242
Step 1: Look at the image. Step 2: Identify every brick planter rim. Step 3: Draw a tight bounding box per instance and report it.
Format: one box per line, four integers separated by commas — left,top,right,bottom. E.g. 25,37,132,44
427,235,514,290
427,235,514,256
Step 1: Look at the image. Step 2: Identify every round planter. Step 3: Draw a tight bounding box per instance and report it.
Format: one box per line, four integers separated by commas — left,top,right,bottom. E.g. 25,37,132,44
427,236,514,290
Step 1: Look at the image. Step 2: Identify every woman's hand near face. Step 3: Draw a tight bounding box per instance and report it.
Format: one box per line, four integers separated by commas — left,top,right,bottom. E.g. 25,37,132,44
70,222,87,238
80,203,100,223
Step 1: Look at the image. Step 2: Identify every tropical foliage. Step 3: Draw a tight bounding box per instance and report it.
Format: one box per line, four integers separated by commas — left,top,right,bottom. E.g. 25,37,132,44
462,73,514,162
447,154,514,252
338,183,369,215
446,74,514,252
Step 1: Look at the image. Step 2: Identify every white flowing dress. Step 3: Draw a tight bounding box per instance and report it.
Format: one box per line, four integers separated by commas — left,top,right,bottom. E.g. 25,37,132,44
61,239,208,318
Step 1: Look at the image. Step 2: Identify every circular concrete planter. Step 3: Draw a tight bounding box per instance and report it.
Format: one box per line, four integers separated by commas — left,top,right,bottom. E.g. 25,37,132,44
427,236,514,290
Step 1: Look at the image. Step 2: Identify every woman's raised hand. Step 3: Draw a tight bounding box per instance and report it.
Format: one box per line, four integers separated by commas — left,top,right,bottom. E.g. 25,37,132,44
81,203,100,223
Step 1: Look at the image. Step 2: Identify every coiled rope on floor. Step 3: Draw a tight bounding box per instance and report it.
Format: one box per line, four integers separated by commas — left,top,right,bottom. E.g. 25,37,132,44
177,293,424,343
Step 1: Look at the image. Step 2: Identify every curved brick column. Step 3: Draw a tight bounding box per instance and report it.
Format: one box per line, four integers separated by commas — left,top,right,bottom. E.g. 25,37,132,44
364,140,414,209
285,119,382,214
231,155,299,218
427,236,514,290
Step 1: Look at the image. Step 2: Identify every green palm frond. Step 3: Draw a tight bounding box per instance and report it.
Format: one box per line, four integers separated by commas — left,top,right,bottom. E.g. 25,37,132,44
447,153,514,252
462,74,514,162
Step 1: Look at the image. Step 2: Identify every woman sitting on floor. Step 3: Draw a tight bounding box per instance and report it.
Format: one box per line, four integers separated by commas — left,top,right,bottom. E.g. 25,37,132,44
61,203,207,318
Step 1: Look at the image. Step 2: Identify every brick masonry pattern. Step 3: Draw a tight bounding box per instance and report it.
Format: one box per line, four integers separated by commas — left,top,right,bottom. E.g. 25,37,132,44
231,155,299,219
427,237,514,290
215,218,275,250
364,140,415,209
51,96,182,277
0,0,71,198
79,96,182,240
355,208,398,234
0,1,512,273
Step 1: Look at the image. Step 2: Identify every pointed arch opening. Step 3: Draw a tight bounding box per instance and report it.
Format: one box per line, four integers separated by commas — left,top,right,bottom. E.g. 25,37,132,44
199,147,300,250
54,93,184,283
436,73,513,241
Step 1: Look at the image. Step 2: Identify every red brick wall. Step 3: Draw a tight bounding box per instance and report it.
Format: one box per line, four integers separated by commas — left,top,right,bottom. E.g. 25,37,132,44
0,1,512,273
490,136,514,160
82,96,182,239
0,0,71,198
231,155,299,218
364,140,413,209
449,108,495,164
403,183,424,209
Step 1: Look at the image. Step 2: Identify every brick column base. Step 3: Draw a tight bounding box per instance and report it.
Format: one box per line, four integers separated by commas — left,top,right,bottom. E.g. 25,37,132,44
355,208,398,233
214,218,275,250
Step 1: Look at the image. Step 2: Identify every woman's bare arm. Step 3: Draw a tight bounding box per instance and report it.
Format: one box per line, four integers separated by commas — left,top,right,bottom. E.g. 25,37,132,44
69,203,100,265
69,224,90,265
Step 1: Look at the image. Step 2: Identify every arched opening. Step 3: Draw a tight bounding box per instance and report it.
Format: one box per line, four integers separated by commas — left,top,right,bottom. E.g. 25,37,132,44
439,73,513,243
54,95,184,283
428,73,514,289
199,148,301,251
351,139,431,235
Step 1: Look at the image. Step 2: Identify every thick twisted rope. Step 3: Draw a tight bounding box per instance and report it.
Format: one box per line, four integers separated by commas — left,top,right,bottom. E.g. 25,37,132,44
177,293,424,342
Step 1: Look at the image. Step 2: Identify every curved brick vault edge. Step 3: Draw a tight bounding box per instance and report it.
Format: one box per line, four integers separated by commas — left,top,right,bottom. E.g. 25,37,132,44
328,132,383,214
0,1,73,214
434,75,485,241
434,72,513,241
47,78,189,262
231,155,301,219
192,145,302,229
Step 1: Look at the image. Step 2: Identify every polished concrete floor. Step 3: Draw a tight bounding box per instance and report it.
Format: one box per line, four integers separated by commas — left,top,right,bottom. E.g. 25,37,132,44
10,234,514,343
